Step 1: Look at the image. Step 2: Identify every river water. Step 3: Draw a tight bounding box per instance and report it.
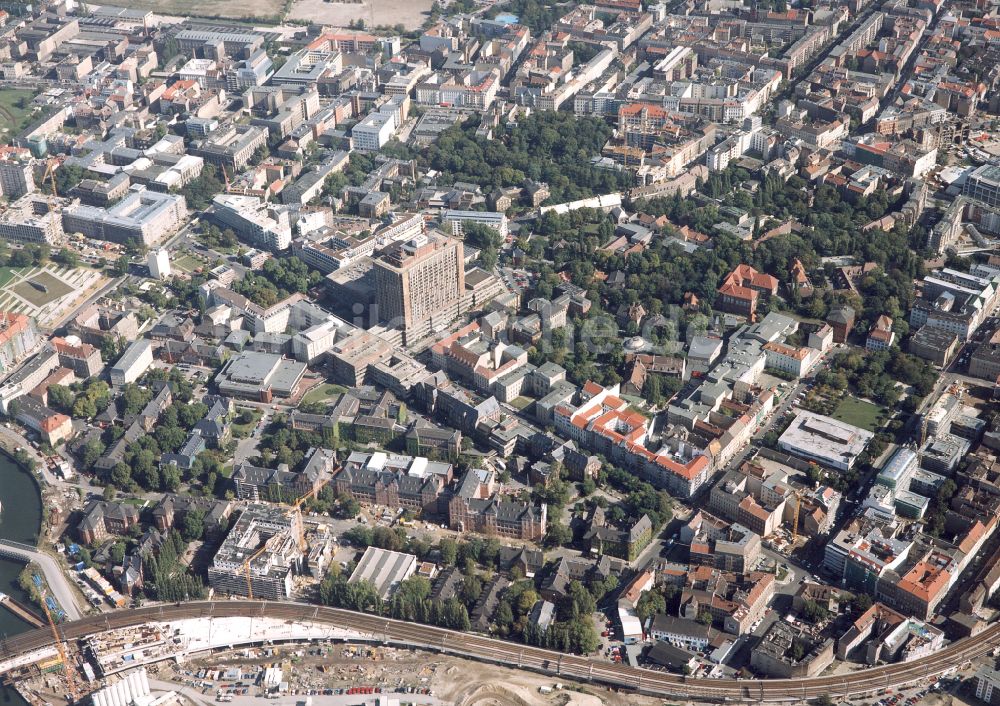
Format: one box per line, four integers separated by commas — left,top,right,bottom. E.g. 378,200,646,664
0,452,43,706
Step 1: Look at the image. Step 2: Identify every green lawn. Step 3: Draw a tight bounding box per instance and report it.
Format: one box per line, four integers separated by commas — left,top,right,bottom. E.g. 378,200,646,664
509,396,533,411
173,254,204,273
13,271,73,306
0,90,38,137
231,407,263,438
832,397,883,432
301,383,348,407
0,268,18,289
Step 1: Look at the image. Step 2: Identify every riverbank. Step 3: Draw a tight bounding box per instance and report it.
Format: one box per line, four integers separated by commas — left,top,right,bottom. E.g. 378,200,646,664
0,451,44,706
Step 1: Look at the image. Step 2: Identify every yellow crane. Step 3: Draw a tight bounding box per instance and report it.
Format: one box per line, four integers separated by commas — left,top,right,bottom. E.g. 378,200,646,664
242,539,275,601
37,585,78,702
791,492,802,545
289,473,335,553
42,159,59,197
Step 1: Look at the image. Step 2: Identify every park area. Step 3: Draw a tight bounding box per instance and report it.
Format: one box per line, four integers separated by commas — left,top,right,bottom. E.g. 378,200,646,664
231,407,264,439
172,253,206,274
0,89,39,138
800,383,886,433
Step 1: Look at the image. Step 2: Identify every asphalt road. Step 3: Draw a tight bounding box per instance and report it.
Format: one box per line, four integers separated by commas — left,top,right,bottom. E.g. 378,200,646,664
0,539,82,621
0,601,992,701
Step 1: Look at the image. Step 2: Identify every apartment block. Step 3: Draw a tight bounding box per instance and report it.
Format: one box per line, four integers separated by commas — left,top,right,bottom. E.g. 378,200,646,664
0,312,40,374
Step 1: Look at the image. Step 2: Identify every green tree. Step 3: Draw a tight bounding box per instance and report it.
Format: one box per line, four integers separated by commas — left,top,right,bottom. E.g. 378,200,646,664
543,523,572,547
495,600,515,635
161,464,181,492
53,164,84,196
635,589,666,623
47,384,75,413
54,248,79,268
459,574,483,609
72,395,97,419
81,438,106,469
110,541,127,565
439,538,458,566
643,374,663,406
110,462,132,489
850,593,873,617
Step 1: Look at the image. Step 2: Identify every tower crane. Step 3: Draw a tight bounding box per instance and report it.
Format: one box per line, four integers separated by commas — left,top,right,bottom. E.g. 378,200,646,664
791,491,802,545
42,159,58,197
289,473,335,553
243,535,279,601
35,578,78,702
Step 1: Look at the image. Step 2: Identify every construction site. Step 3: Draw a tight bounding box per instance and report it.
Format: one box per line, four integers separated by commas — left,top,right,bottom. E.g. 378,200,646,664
206,478,336,601
137,642,673,706
0,613,660,706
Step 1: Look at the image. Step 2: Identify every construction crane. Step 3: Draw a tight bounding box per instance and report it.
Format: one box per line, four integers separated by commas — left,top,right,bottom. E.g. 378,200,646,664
791,492,802,545
290,472,335,553
42,159,58,197
36,579,78,702
242,538,276,601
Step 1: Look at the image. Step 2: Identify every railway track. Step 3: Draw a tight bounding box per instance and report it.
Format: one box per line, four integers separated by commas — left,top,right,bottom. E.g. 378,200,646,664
1,601,995,701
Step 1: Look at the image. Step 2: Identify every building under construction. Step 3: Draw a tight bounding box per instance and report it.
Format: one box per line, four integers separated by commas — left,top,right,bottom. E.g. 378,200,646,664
207,505,303,600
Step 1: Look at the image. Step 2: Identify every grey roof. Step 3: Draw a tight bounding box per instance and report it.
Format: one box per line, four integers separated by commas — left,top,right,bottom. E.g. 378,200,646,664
649,614,711,639
828,305,856,324
111,338,153,374
528,600,555,632
647,641,697,668
349,546,417,598
336,464,444,499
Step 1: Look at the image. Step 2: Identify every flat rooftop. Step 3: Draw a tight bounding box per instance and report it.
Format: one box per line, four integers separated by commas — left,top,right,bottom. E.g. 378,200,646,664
778,409,874,468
